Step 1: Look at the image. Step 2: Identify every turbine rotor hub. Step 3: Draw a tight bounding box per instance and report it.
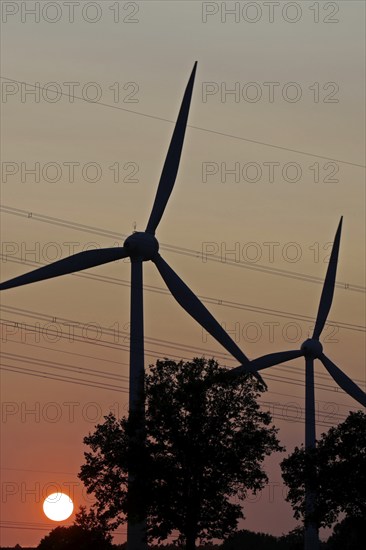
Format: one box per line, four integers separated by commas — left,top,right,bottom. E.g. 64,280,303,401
123,232,159,261
301,338,323,359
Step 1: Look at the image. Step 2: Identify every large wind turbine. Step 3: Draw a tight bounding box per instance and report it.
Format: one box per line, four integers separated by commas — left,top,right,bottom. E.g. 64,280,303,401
0,63,258,550
230,217,366,550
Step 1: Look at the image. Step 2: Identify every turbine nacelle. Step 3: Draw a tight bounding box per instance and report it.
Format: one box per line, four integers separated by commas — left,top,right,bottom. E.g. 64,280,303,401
301,338,323,359
123,232,159,261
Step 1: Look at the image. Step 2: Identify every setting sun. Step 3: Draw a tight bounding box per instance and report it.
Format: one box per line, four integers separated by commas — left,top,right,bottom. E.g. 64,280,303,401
43,493,74,522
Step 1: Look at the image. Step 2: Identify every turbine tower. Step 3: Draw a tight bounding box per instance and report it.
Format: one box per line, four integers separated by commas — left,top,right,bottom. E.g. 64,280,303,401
0,63,258,550
230,217,366,550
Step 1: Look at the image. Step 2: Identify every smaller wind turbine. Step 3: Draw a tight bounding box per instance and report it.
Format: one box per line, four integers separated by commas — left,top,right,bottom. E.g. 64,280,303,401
230,217,366,550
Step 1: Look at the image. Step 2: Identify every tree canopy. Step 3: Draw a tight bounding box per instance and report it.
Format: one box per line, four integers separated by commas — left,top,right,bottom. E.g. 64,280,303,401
281,411,366,529
37,505,112,549
326,515,365,550
79,357,283,548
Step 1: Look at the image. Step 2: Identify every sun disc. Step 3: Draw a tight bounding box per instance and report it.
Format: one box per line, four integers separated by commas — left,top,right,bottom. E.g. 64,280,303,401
43,492,74,521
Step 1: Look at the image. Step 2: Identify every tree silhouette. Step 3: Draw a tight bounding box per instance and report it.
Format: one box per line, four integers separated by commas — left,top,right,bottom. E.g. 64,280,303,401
79,357,283,549
221,528,279,549
221,526,332,549
36,525,112,550
326,515,364,549
277,526,304,549
37,506,113,549
281,411,366,531
74,505,113,541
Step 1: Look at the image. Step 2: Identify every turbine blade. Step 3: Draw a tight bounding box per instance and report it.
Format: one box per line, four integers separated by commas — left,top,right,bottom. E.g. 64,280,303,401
226,350,304,378
0,248,128,291
250,349,305,371
313,217,343,340
153,254,251,367
145,63,197,235
320,353,366,407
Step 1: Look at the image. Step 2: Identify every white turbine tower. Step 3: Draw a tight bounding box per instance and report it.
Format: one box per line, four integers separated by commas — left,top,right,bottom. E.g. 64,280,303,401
230,217,366,550
0,63,260,550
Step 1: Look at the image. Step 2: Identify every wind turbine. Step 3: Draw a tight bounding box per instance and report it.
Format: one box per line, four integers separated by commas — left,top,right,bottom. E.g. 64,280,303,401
0,63,258,550
229,217,366,550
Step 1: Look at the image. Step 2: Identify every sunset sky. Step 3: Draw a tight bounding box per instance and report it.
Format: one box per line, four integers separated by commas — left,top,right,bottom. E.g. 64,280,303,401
0,0,365,546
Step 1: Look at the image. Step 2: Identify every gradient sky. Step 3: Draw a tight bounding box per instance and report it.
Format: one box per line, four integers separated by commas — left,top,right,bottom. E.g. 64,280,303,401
1,0,365,546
